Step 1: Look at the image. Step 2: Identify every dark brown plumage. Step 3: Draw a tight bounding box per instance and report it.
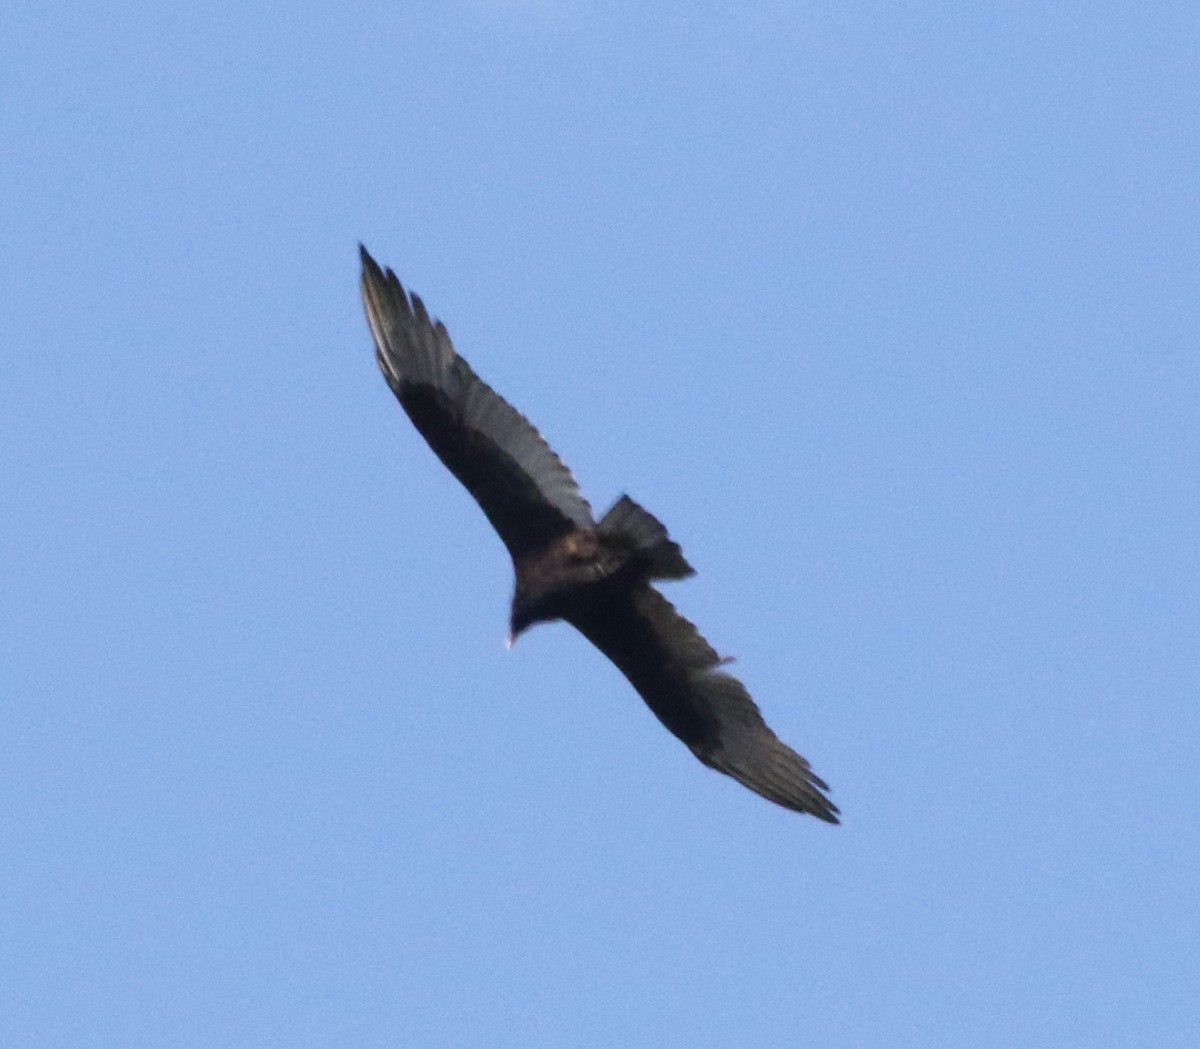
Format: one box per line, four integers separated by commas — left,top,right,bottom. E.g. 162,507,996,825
360,246,838,822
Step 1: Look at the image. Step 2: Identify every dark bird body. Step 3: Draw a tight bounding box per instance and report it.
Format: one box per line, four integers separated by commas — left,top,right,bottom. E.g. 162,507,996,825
360,246,838,821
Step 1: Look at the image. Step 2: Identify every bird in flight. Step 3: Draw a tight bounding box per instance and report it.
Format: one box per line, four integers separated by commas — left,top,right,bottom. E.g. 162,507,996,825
360,246,838,821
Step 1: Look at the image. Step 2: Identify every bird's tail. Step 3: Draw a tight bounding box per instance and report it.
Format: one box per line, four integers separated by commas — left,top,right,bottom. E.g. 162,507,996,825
598,495,695,580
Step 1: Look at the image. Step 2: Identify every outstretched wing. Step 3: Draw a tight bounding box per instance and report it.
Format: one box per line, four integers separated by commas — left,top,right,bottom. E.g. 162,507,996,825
568,586,839,821
360,246,595,559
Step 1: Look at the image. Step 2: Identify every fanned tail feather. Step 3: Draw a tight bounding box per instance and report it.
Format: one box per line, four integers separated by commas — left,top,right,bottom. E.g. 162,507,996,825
598,495,695,580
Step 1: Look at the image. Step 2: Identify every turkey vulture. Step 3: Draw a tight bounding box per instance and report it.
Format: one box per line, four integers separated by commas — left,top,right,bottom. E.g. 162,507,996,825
360,246,838,822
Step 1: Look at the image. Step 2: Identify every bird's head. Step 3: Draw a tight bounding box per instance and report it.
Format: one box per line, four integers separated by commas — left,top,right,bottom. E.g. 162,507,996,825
507,595,536,649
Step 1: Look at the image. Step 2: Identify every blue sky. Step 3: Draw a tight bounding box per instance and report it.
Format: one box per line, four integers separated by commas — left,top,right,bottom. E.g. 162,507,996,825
4,4,1198,1047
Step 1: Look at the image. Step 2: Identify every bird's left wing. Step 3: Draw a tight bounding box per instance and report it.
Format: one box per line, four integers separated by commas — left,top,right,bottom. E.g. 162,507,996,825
361,247,594,559
569,586,839,821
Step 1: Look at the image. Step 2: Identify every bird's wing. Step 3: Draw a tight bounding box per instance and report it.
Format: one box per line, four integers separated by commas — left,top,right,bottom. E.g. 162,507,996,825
361,247,594,559
568,586,839,821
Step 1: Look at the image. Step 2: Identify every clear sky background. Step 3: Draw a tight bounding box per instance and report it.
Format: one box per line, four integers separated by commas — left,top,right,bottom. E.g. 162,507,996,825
4,4,1197,1047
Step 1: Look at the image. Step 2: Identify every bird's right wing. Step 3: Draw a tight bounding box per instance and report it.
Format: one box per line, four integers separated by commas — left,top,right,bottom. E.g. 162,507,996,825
569,586,839,821
361,247,595,560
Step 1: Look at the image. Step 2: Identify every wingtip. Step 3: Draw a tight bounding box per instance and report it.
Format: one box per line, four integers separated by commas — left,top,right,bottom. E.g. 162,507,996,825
789,778,841,824
775,784,840,823
359,243,381,276
772,786,839,823
813,800,841,825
